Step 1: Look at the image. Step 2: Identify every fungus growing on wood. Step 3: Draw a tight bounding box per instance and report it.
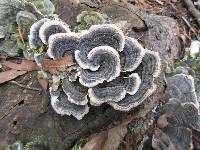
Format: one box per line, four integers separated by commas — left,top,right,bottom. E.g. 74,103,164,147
29,19,161,119
88,73,141,105
78,46,121,87
75,24,125,70
154,99,199,150
47,33,79,59
109,50,161,111
120,37,146,72
152,127,193,150
50,88,89,120
62,67,88,106
153,73,200,150
166,73,199,107
39,19,70,44
29,18,72,68
29,18,50,49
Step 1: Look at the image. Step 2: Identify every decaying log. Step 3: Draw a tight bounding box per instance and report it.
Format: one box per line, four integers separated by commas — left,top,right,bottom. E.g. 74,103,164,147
0,1,181,149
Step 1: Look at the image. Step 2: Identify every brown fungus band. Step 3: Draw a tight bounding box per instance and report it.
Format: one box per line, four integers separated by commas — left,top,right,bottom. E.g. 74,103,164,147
29,18,161,120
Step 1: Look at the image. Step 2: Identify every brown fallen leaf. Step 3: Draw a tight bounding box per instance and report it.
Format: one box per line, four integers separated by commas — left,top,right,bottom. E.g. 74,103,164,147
82,132,108,150
3,54,75,74
37,78,49,91
42,55,75,74
17,27,25,44
0,69,27,84
157,113,172,128
157,114,168,128
82,115,135,150
3,60,39,71
82,123,129,150
103,124,128,150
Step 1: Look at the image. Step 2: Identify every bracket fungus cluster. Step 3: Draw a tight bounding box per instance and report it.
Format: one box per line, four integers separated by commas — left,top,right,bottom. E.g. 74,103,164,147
154,73,200,150
166,73,199,107
29,18,161,120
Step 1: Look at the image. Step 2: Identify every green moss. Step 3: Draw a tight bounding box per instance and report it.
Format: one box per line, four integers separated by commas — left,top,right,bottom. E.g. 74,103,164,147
0,0,55,56
73,11,106,32
71,144,82,150
71,137,90,150
24,136,48,150
175,52,200,74
27,0,55,15
102,5,119,19
5,136,49,150
5,141,24,150
0,64,2,71
0,63,7,72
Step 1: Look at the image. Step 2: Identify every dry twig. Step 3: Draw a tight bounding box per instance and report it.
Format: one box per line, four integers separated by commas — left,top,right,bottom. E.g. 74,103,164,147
182,16,198,37
9,81,42,91
183,0,200,26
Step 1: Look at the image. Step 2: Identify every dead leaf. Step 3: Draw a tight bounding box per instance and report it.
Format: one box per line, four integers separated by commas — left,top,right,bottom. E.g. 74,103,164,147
103,124,128,150
17,27,25,44
37,78,48,91
3,60,39,71
157,113,172,128
82,124,128,150
82,132,108,150
42,55,75,74
3,54,75,74
0,70,27,84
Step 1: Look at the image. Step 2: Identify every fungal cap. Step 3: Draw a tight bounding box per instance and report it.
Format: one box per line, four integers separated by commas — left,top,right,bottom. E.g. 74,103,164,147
109,84,157,111
47,32,80,59
121,36,146,72
75,24,125,71
39,19,70,44
29,18,50,49
88,87,126,105
88,24,125,52
125,73,141,95
108,49,161,111
88,73,141,105
75,50,100,71
62,73,89,106
144,49,161,78
166,73,199,108
50,88,89,120
78,46,121,87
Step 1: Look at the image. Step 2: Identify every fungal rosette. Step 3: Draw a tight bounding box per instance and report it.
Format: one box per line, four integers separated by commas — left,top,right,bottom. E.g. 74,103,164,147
29,18,161,120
